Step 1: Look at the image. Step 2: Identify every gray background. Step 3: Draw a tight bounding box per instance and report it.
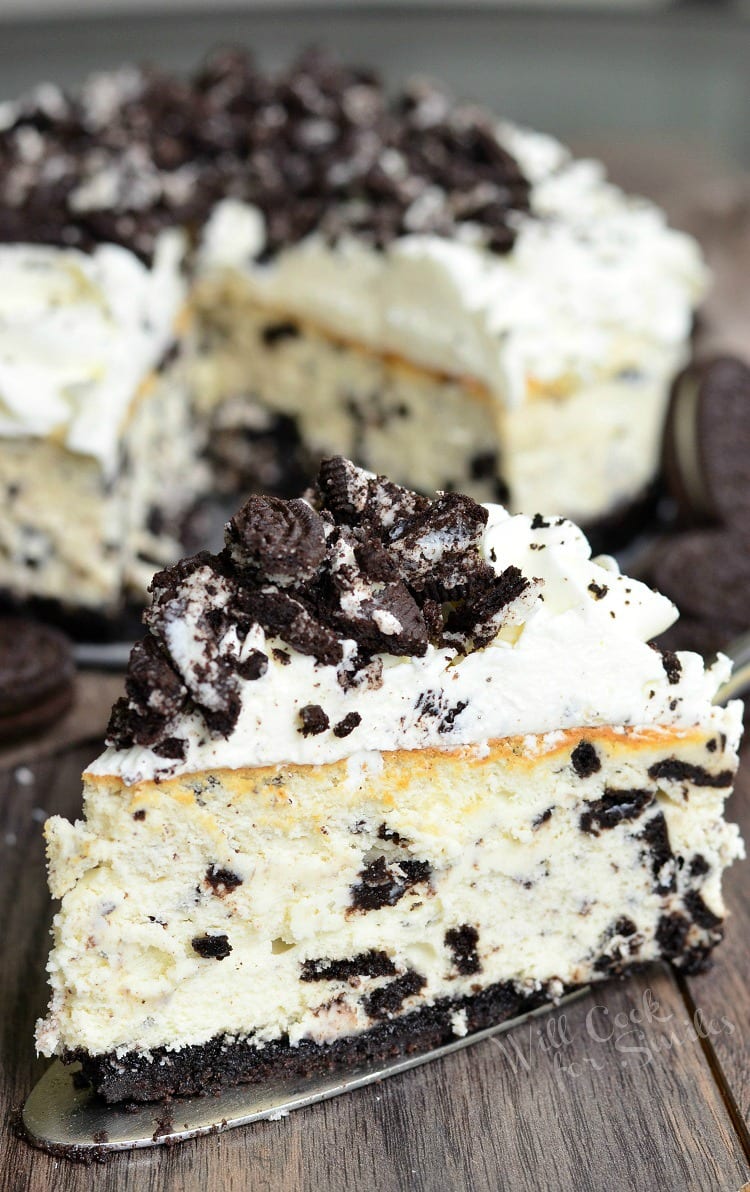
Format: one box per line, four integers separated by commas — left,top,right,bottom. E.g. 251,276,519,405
0,4,748,167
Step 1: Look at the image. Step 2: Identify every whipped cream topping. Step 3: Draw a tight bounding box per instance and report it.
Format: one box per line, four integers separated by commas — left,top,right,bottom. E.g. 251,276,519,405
91,471,739,786
0,233,184,473
200,122,707,407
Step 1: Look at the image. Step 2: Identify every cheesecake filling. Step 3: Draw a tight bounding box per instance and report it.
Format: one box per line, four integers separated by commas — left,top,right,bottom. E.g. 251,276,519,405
38,725,742,1067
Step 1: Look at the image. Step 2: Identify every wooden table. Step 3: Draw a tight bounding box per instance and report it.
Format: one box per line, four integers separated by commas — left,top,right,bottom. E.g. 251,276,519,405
1,741,748,1192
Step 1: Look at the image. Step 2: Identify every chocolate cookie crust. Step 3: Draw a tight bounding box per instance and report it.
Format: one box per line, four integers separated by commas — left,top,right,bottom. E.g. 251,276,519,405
69,979,557,1104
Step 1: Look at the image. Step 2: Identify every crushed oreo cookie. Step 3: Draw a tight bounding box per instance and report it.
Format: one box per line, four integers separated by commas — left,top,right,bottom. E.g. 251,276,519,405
299,704,330,736
227,496,327,583
300,950,396,982
205,865,243,895
657,648,682,686
639,812,676,894
350,854,432,911
109,457,537,753
333,711,362,738
579,788,654,835
363,970,426,1020
445,925,481,976
191,933,232,960
570,740,601,779
0,49,530,264
647,758,733,788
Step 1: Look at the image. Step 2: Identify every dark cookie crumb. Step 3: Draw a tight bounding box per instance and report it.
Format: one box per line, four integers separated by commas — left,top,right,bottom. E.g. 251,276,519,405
648,759,733,788
300,950,396,982
571,741,601,778
658,648,682,685
299,704,330,736
656,913,690,959
205,866,243,895
580,788,653,835
532,807,553,828
689,854,710,878
588,582,608,600
445,925,481,975
191,934,232,960
350,855,431,911
378,823,406,844
333,711,362,738
227,495,327,582
261,321,301,347
152,736,187,760
594,916,642,974
683,890,723,930
614,916,638,937
364,970,426,1020
234,650,268,681
132,809,146,822
639,812,676,894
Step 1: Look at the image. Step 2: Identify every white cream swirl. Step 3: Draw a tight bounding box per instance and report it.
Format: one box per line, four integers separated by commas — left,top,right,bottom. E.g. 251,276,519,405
0,232,185,474
90,505,741,785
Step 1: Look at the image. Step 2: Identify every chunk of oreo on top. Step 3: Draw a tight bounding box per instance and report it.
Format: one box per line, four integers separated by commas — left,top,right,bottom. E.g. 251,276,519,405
106,635,187,750
0,49,531,266
226,495,327,584
386,492,490,597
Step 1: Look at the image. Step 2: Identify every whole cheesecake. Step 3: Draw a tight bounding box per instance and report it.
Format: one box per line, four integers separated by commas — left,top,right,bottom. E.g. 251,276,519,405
36,459,743,1103
0,49,706,613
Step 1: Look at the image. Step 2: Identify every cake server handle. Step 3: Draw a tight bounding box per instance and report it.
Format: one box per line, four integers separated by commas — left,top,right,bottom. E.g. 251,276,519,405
715,632,750,705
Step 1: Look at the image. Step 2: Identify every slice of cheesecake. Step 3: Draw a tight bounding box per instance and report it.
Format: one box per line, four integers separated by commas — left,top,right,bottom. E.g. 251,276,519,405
36,459,744,1103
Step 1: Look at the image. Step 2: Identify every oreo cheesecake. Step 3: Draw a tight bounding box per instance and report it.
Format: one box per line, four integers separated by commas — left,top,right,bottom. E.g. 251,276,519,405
1,49,706,612
36,459,744,1103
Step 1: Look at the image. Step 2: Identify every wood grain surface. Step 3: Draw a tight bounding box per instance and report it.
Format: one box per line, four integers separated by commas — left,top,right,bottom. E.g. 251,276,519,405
1,743,748,1192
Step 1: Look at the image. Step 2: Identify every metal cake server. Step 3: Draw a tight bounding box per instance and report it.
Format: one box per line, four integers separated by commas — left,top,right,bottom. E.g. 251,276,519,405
22,990,588,1155
716,632,750,705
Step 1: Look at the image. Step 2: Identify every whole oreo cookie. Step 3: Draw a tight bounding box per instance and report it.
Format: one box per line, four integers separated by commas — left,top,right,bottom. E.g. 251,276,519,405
656,353,750,657
0,619,75,743
651,529,750,629
663,355,750,527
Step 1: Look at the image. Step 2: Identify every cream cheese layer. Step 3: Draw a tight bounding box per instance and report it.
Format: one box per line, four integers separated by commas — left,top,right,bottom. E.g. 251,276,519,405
90,503,740,786
199,123,707,408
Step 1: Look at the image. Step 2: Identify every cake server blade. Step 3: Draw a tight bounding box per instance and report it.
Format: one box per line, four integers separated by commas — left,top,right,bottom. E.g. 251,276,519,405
22,988,589,1155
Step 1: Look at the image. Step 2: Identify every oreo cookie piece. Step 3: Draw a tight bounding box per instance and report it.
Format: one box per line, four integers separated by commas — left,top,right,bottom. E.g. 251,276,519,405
663,356,750,527
0,618,75,743
651,530,750,629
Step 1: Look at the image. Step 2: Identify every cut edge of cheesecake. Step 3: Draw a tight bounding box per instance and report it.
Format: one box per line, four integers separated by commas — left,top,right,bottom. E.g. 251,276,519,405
39,721,743,1104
